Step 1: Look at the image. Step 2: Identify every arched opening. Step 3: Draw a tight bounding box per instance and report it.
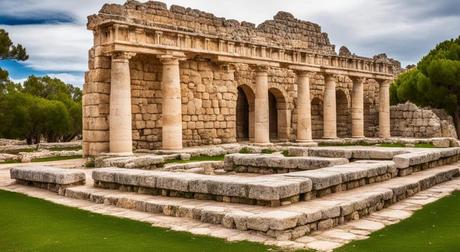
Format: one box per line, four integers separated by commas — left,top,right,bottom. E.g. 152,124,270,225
311,97,323,139
336,89,351,138
268,88,290,142
236,85,255,142
269,92,278,140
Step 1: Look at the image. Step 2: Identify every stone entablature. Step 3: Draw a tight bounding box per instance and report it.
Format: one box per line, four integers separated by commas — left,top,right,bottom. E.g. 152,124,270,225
87,1,397,79
83,0,399,156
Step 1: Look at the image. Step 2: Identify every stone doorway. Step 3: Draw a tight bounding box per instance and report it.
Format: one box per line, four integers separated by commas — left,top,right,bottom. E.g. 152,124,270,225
311,97,324,139
268,88,290,142
336,89,351,138
236,85,255,142
269,92,278,140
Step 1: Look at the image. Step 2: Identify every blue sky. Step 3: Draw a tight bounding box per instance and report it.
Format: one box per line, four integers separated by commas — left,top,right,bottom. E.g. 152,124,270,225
1,0,459,88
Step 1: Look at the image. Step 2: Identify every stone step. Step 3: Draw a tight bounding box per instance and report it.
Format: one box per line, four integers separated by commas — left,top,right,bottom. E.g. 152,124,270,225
10,166,85,194
65,164,460,240
224,153,349,173
91,159,397,206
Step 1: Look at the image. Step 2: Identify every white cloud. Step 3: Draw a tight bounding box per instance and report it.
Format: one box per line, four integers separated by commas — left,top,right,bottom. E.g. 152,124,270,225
47,73,84,87
0,24,91,72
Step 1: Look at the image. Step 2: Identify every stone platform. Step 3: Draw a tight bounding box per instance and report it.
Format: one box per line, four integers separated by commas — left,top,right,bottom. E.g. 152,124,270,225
66,165,459,240
10,166,85,194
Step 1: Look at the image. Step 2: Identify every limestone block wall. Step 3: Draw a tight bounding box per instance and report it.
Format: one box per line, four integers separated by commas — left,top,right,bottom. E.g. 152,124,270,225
390,102,457,138
83,52,383,155
82,49,111,156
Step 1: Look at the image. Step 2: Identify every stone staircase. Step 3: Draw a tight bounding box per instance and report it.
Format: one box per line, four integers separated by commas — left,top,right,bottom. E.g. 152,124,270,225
63,147,460,241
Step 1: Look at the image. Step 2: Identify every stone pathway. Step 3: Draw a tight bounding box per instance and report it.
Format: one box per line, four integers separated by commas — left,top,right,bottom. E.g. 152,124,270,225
1,161,460,251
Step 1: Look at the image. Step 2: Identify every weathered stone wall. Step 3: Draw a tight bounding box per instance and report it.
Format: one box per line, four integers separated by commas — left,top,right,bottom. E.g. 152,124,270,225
390,102,457,139
91,1,335,55
83,49,111,155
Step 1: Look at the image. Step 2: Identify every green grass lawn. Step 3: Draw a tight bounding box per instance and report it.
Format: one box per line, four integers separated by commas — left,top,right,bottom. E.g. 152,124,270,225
165,155,225,164
0,190,275,252
31,155,83,162
336,191,460,252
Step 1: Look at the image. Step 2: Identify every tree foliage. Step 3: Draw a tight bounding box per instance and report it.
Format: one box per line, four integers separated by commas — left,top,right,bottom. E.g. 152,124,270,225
391,36,460,131
0,76,82,143
0,29,28,61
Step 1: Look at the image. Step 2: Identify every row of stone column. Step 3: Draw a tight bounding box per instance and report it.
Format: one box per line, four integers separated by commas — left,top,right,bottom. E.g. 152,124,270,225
108,52,391,154
294,72,391,143
109,52,183,154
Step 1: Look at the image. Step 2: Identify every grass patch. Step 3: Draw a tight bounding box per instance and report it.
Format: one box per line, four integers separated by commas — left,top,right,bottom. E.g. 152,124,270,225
282,150,290,157
47,146,82,151
261,148,276,154
239,147,252,154
166,155,225,164
414,143,436,148
0,190,276,252
0,159,21,164
4,148,36,154
336,191,460,252
31,155,82,163
378,143,406,147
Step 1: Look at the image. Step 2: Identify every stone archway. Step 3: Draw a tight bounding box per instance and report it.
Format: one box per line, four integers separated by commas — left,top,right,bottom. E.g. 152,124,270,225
336,89,351,138
236,85,255,142
268,88,289,142
311,97,324,139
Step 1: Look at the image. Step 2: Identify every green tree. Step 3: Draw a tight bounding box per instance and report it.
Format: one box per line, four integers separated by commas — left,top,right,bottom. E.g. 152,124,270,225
0,29,28,61
391,36,460,136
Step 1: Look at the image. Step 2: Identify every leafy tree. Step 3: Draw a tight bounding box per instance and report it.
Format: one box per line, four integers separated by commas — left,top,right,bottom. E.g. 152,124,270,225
0,29,28,61
391,36,460,136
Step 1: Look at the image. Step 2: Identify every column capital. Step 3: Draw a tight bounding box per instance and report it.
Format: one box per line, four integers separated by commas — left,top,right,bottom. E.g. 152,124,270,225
158,55,185,65
111,51,136,61
324,73,338,83
295,70,315,78
350,76,366,84
378,79,392,87
255,65,269,73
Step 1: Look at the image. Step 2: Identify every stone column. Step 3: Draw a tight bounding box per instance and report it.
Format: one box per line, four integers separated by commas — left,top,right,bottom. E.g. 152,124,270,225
351,77,365,138
110,52,134,154
296,72,313,142
323,74,337,139
379,80,391,138
254,66,270,144
160,55,183,150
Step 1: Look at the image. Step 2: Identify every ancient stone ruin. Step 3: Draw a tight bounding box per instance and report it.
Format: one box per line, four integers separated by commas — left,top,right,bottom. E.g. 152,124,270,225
83,0,400,156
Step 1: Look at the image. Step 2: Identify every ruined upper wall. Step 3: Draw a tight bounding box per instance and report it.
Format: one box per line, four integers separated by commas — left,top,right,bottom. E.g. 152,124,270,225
88,0,336,55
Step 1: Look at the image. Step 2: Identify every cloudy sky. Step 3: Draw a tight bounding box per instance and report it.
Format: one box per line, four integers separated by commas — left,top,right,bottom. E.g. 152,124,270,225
0,0,459,87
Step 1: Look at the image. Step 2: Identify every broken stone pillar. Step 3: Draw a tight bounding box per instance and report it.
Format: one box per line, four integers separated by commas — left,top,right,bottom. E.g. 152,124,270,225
254,66,270,144
296,72,313,142
160,55,183,150
379,80,391,138
323,74,337,139
351,77,365,138
109,52,134,154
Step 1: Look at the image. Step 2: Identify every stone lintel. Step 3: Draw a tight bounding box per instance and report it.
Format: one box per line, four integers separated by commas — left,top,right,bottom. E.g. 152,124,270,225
215,55,279,67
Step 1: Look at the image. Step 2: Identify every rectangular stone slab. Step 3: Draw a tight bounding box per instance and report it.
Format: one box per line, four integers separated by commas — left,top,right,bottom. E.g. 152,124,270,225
10,166,85,185
92,168,312,201
224,153,348,171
